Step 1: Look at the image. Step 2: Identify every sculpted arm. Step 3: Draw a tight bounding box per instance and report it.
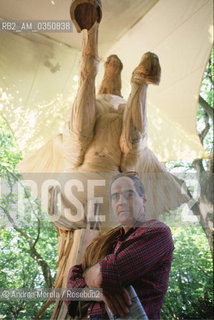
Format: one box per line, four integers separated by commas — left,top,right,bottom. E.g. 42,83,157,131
63,23,99,168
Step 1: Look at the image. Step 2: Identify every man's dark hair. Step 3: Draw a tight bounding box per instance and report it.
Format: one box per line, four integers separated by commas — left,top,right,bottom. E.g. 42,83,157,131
110,172,145,196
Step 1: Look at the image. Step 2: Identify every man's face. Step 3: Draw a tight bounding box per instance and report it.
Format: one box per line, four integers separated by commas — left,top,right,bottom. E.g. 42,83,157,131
110,177,146,228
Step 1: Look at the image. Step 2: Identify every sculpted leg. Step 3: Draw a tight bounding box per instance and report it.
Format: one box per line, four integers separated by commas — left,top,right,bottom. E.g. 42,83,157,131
98,54,123,97
63,22,99,169
132,52,161,86
120,52,161,171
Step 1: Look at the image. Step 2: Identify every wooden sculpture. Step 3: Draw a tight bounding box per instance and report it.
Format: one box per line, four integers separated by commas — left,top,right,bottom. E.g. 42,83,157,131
30,0,188,318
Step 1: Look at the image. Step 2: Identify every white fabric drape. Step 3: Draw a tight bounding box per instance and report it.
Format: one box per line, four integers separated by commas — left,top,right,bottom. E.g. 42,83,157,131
0,32,80,156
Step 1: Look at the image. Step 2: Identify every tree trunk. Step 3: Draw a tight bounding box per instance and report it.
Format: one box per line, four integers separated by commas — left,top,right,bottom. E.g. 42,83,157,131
190,95,214,256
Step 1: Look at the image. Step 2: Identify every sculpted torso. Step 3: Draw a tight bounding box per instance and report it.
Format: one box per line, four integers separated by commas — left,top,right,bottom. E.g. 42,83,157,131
76,95,126,172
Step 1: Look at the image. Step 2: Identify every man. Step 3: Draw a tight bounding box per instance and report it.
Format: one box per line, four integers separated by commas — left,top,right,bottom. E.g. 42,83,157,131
66,173,174,319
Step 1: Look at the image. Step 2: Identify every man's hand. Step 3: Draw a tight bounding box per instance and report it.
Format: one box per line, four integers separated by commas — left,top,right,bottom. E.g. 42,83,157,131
103,287,132,318
83,264,132,317
83,263,102,288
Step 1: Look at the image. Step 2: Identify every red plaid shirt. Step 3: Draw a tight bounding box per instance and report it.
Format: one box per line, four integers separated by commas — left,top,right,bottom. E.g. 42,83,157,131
66,220,174,319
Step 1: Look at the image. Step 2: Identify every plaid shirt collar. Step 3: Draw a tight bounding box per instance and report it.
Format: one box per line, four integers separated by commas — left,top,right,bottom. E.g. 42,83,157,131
116,220,146,240
115,220,145,242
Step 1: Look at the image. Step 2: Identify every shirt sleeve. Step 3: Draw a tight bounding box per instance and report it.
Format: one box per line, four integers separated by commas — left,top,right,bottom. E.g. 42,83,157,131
99,224,174,292
64,264,86,307
67,264,86,289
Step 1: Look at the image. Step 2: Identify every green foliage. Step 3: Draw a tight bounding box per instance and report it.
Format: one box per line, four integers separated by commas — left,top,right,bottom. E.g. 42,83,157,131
0,226,57,319
166,48,213,174
200,48,214,107
0,187,58,318
195,49,213,165
161,218,213,320
0,115,58,319
0,116,22,172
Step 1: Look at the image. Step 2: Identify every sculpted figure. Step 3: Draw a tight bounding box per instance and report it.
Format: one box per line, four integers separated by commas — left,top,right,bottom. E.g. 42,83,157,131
61,19,187,223
63,22,160,173
19,2,187,228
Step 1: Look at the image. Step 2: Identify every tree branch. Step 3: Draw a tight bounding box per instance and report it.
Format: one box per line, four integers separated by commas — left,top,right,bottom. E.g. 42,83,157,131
8,170,41,248
207,58,213,84
199,121,210,145
199,96,213,124
0,204,32,243
1,200,53,288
